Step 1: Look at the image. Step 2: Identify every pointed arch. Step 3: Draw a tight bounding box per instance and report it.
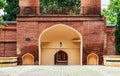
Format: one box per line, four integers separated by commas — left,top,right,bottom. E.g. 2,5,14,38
54,50,68,65
87,53,99,65
22,53,34,65
38,24,83,65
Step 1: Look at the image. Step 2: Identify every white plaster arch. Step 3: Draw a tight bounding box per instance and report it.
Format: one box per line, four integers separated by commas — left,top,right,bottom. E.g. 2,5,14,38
38,24,83,65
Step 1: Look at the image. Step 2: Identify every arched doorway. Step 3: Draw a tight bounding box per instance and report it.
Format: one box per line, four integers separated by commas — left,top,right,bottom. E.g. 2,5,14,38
54,50,68,65
39,24,83,65
22,53,34,65
87,53,98,65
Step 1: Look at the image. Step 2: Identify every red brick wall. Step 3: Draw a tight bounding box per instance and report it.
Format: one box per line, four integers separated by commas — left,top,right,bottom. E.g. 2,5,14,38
0,0,116,65
4,42,16,57
0,23,17,57
19,0,40,15
81,0,101,15
38,21,105,65
17,22,39,64
0,16,115,65
17,15,106,65
0,43,4,57
105,26,115,55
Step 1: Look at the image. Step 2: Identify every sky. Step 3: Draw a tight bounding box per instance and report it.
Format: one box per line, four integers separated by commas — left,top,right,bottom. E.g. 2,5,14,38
101,0,110,9
0,0,110,16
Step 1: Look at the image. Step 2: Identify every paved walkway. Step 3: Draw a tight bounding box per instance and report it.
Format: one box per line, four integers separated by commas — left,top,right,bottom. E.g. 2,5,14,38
0,65,120,76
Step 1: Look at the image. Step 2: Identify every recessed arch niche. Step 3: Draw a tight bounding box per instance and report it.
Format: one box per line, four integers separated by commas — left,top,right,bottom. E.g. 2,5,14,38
39,24,83,65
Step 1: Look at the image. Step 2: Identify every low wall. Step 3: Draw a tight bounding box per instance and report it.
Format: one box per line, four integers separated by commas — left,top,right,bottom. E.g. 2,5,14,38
0,57,17,67
104,55,120,66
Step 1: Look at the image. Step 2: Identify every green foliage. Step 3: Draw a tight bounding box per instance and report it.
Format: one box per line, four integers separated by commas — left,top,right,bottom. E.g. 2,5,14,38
0,16,7,26
40,5,80,15
0,0,7,26
40,0,80,15
0,0,6,9
102,9,117,24
102,0,120,24
3,0,19,21
68,5,79,15
105,0,120,55
102,0,120,55
114,13,120,55
40,0,80,7
3,0,80,21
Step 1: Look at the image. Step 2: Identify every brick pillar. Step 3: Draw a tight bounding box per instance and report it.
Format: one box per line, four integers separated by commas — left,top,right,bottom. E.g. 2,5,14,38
19,0,40,15
81,0,101,15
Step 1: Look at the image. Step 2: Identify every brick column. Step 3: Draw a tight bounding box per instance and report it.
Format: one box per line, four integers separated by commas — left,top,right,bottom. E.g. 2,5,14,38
81,0,101,15
19,0,40,15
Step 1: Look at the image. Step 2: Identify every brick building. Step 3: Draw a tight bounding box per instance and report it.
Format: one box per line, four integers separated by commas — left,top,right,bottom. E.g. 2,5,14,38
0,0,115,65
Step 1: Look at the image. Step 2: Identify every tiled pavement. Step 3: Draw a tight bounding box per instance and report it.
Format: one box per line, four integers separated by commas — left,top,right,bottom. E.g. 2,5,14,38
0,65,120,76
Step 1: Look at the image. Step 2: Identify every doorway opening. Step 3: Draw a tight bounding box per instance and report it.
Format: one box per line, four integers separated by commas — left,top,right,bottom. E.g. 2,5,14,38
54,50,68,65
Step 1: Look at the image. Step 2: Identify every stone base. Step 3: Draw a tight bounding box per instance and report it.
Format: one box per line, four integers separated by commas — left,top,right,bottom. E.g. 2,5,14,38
104,55,120,67
0,57,17,67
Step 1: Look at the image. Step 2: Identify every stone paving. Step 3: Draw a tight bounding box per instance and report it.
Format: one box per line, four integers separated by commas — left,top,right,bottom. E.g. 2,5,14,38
0,65,120,76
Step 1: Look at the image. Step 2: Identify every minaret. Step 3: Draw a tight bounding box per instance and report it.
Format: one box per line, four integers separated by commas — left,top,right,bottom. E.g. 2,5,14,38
81,0,101,15
19,0,40,15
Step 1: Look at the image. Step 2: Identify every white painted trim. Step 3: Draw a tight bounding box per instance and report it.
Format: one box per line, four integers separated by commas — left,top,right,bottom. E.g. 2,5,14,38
38,24,83,65
87,53,99,65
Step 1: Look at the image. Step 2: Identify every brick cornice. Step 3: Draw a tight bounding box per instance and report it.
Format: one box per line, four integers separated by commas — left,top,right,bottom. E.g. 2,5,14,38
17,15,105,22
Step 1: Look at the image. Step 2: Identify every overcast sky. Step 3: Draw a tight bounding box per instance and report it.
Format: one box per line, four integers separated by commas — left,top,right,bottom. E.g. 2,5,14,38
101,0,110,9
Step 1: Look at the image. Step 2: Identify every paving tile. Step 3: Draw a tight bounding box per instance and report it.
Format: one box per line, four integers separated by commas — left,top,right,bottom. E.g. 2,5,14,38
0,66,120,76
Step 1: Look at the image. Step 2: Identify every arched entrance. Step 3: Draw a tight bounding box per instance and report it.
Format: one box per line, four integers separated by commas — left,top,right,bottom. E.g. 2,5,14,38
87,53,99,65
39,24,83,65
54,50,68,65
22,53,34,65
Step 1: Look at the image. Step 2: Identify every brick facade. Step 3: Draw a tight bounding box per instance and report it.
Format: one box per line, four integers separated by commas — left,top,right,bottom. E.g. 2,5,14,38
81,0,101,15
0,22,17,57
0,0,115,65
105,26,115,55
0,16,115,65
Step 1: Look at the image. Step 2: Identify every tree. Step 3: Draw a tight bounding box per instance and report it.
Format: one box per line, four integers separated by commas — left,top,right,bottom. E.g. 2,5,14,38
114,13,120,55
102,0,120,24
0,0,7,26
102,0,120,55
40,0,80,15
3,0,19,21
103,0,120,55
3,0,80,21
40,0,80,6
0,0,6,9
